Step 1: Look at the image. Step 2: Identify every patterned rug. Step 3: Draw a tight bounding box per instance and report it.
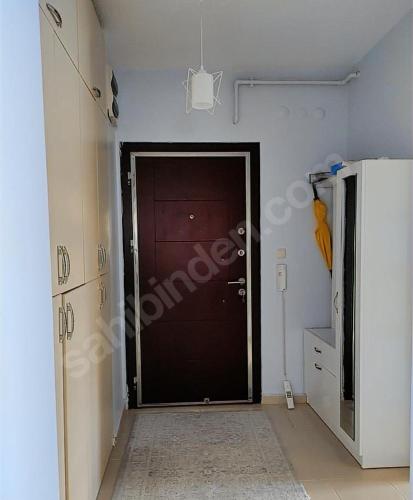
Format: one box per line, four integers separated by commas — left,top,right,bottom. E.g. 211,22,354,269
113,410,309,499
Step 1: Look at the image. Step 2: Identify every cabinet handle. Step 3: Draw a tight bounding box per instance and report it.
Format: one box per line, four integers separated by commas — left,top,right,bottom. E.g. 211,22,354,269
98,245,103,271
314,363,322,371
334,291,339,314
99,284,104,309
93,87,102,99
58,306,67,343
103,246,107,268
66,303,75,340
63,246,71,283
314,347,322,354
46,3,62,28
57,246,65,285
103,284,107,304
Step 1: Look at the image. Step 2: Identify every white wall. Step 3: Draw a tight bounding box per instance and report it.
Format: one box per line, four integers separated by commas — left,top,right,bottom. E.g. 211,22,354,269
348,10,413,159
116,68,349,395
0,2,59,499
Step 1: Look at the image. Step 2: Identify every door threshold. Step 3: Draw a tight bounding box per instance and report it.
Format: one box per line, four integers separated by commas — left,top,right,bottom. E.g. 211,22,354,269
137,399,253,408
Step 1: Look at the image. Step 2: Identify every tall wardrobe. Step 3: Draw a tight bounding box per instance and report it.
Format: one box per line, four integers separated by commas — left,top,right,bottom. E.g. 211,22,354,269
305,159,412,468
39,1,115,498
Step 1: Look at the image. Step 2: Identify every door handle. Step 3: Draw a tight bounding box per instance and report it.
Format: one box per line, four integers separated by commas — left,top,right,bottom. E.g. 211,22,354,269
314,347,322,354
66,303,75,340
227,278,246,285
46,3,62,28
314,363,322,371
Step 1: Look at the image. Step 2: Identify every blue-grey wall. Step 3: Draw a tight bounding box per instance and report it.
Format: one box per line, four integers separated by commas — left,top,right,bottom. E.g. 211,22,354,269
348,10,413,160
0,2,59,499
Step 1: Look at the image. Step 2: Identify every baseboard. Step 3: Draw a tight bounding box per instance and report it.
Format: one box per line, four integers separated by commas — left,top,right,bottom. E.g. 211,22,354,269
261,394,307,405
113,398,129,440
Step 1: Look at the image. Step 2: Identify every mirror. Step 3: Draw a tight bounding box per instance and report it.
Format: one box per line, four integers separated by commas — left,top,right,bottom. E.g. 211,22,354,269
340,174,357,440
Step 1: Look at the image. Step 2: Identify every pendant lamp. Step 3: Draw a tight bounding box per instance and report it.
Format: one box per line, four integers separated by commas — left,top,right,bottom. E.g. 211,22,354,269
183,1,223,114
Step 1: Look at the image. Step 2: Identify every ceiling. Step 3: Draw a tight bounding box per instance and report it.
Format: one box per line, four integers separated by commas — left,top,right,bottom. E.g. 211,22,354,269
95,0,411,77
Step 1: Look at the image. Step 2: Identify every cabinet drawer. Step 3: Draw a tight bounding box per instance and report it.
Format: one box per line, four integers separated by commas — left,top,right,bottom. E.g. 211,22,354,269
306,360,338,430
305,333,337,376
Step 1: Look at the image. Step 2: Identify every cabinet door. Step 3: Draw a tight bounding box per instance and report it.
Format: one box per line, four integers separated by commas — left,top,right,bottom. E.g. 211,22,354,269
77,0,106,110
97,112,111,275
80,83,99,283
90,275,113,496
64,282,95,500
41,14,84,296
40,0,78,67
52,295,66,500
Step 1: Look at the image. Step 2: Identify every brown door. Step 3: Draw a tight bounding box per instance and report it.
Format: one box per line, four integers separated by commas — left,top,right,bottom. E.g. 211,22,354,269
135,156,250,405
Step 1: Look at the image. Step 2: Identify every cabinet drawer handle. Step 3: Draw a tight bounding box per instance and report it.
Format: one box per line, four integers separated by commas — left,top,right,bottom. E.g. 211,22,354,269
314,363,322,371
93,87,102,99
314,347,322,354
66,303,75,340
46,3,62,28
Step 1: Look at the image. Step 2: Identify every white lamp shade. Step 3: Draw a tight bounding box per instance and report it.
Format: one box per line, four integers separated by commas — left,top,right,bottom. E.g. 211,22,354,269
191,71,214,110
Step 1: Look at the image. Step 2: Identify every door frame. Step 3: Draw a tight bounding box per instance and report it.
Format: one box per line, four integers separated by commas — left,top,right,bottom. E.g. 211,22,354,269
121,143,261,407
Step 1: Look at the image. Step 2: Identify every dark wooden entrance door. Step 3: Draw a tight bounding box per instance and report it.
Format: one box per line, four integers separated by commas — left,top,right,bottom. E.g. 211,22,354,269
135,156,250,405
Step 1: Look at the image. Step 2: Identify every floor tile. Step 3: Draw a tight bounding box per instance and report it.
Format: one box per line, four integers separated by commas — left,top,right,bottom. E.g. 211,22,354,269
302,480,340,500
329,479,405,500
391,479,411,499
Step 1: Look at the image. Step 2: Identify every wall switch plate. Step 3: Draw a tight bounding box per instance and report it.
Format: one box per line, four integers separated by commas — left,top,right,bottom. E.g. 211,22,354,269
276,248,286,259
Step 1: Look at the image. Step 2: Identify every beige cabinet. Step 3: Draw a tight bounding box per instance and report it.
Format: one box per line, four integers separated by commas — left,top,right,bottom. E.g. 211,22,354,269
40,12,84,296
53,279,113,500
80,84,99,283
63,282,95,500
97,112,111,275
77,0,107,113
90,276,113,497
40,0,79,67
52,295,66,500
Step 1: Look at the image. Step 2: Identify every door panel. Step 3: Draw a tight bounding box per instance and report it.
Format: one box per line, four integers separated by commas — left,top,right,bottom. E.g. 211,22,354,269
64,283,93,500
40,14,84,296
80,83,99,283
136,156,249,405
154,157,229,200
155,241,231,281
97,111,111,275
90,276,113,498
77,0,106,110
155,201,228,241
40,0,78,67
52,296,66,500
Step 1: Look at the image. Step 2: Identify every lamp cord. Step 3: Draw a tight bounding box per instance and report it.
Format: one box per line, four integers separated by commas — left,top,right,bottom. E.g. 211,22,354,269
200,1,204,69
282,290,287,379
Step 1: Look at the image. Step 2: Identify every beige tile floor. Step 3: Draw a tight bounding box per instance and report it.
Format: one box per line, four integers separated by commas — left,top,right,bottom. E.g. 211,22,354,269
97,404,410,500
